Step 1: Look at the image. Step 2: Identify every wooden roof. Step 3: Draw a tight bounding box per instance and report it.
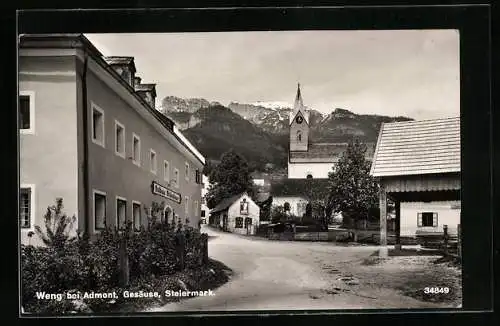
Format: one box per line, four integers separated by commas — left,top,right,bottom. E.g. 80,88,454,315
370,117,460,177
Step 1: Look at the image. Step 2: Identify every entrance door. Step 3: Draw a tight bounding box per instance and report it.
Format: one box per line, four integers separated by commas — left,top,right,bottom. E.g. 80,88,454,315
245,217,253,235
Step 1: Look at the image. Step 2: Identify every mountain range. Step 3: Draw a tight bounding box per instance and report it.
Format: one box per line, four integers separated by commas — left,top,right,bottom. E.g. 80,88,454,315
160,96,414,172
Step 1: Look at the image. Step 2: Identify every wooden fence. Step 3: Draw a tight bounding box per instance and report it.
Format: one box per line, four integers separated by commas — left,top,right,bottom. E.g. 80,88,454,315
416,224,461,259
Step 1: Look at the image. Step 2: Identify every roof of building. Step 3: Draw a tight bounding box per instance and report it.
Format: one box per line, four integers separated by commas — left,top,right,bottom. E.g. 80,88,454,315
290,83,310,125
270,178,330,197
135,83,157,96
210,192,249,214
370,117,460,177
289,142,375,163
103,56,136,71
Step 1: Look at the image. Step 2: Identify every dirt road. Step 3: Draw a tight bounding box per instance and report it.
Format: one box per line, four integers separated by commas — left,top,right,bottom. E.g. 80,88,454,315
149,226,459,311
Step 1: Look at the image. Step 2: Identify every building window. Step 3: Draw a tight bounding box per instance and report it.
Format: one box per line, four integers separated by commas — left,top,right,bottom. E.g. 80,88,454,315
235,217,243,228
91,103,105,147
20,185,34,229
185,162,190,181
164,160,170,183
195,170,201,184
296,130,302,142
132,133,141,166
150,149,157,174
417,212,438,227
244,217,253,228
201,210,206,218
116,197,127,230
93,190,106,230
173,168,179,188
132,201,141,231
193,200,199,217
185,196,189,216
240,199,249,215
284,202,291,212
114,120,125,158
19,91,35,134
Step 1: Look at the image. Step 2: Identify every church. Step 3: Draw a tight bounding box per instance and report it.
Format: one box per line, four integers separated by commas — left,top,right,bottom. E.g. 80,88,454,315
288,84,374,179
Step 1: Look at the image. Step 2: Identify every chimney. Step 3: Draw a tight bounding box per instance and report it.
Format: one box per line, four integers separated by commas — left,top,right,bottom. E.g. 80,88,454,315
103,56,136,88
135,83,157,109
134,76,142,86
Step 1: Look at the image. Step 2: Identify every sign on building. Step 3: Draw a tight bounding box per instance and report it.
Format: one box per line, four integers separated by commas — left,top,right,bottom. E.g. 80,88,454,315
151,181,182,204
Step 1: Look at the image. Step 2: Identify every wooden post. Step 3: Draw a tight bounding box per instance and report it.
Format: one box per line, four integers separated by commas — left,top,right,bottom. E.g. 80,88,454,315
443,224,449,255
379,184,388,257
394,200,401,250
119,237,129,286
457,224,461,258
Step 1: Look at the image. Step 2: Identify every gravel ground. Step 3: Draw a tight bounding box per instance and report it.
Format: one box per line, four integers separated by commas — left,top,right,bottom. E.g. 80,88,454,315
148,226,462,312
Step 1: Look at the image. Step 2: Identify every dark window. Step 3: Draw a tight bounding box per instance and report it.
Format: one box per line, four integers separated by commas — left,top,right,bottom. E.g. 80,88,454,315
417,212,438,227
201,210,206,218
133,202,141,231
296,130,302,142
284,202,291,212
19,95,30,130
94,193,106,230
20,188,31,228
244,217,253,228
235,217,243,228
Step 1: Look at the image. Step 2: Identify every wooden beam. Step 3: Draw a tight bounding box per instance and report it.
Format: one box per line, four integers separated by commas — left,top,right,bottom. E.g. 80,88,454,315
379,183,388,257
395,200,401,250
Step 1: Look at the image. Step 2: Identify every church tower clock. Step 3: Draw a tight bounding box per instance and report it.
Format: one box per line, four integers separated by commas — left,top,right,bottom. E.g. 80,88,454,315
289,83,310,152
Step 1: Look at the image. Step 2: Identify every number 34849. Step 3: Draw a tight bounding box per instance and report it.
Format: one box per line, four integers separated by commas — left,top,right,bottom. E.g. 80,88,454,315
424,287,450,294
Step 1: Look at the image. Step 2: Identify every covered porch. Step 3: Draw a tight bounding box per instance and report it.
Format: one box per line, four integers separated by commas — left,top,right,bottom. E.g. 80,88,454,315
377,173,461,257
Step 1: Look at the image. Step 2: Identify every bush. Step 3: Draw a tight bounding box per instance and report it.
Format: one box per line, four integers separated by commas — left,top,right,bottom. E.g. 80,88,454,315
21,199,210,315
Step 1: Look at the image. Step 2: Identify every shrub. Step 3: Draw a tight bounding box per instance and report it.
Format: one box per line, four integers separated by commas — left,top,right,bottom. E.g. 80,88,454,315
21,199,209,315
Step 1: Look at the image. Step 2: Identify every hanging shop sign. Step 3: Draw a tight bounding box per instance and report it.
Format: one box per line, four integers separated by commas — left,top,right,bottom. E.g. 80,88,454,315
151,181,182,204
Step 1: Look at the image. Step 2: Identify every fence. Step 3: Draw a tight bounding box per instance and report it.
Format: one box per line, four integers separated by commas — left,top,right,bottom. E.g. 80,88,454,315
416,224,461,259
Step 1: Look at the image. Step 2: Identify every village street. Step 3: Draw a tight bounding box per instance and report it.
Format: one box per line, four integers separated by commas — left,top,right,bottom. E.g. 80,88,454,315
148,226,457,312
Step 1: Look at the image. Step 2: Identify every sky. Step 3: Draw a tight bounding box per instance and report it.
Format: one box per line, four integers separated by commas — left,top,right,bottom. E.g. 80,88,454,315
85,30,459,120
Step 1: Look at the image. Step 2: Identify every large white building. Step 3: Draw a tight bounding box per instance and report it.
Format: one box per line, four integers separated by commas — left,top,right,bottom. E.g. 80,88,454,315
287,84,374,179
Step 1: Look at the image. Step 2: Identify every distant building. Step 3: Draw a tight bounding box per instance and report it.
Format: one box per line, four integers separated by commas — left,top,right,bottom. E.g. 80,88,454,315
209,192,260,235
370,117,460,252
287,84,374,179
19,34,205,245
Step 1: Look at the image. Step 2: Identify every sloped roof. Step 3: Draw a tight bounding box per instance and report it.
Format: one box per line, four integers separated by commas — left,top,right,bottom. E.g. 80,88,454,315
370,117,460,177
135,83,157,97
270,178,330,197
289,142,375,163
210,192,249,214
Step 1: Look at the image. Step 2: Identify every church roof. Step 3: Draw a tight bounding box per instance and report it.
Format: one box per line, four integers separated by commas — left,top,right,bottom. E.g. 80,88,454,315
290,83,310,125
289,142,375,163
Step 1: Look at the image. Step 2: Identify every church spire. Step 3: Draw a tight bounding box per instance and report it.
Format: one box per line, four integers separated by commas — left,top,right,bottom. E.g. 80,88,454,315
294,83,303,111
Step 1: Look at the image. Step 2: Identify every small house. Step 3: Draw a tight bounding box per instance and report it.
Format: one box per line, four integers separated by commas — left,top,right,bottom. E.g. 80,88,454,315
209,192,260,235
370,117,461,255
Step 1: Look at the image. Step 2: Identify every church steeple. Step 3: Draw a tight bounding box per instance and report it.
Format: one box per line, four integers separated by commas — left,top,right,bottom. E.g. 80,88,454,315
294,83,303,111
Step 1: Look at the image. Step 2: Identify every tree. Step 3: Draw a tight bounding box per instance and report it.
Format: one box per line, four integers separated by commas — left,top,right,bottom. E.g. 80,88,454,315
326,139,379,228
258,195,273,222
205,149,255,209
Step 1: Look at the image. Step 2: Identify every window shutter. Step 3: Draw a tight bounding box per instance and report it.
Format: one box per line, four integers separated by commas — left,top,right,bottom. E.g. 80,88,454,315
417,213,422,227
432,213,438,227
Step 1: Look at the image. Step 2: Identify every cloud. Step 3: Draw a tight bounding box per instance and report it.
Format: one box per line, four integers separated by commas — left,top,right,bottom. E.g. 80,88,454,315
84,30,459,120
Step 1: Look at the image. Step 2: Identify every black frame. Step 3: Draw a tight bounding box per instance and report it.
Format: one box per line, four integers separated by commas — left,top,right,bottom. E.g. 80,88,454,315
9,3,493,322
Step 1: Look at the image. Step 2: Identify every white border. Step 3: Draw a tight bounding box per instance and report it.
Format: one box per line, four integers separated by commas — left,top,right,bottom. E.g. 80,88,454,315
20,184,35,232
116,195,127,229
19,91,35,135
164,160,170,183
92,189,107,232
114,119,126,158
132,133,141,167
90,102,105,148
132,200,142,231
150,149,157,174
